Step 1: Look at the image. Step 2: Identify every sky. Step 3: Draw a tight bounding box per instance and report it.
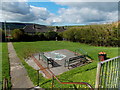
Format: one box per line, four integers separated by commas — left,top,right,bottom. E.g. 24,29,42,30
0,0,119,26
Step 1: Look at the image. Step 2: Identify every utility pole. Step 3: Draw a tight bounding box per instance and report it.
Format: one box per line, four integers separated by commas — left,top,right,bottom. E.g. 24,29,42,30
4,21,7,42
8,26,10,42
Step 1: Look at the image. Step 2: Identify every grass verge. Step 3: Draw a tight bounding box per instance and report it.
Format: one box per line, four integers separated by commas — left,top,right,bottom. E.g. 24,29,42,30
2,43,11,89
0,43,2,89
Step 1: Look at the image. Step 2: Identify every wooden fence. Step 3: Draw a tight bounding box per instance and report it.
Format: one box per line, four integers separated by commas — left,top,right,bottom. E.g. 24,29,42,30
95,56,120,89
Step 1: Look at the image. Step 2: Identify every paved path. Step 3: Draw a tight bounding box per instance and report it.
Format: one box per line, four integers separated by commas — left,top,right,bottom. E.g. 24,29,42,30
8,42,34,88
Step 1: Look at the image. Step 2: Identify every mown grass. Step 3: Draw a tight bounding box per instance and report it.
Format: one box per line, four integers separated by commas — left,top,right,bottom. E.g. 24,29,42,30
0,43,2,89
2,43,11,89
13,41,118,88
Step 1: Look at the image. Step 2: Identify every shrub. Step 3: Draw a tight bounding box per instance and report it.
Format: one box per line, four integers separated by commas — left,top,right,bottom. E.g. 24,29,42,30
44,31,58,40
11,29,24,41
62,24,118,47
0,29,5,42
35,32,45,41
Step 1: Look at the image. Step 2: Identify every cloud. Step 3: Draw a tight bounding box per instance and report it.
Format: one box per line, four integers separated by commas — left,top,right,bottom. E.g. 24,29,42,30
0,1,52,25
0,0,28,2
30,6,50,20
1,0,119,2
50,0,119,2
0,0,118,25
2,2,30,15
53,2,118,12
48,6,118,25
48,1,118,25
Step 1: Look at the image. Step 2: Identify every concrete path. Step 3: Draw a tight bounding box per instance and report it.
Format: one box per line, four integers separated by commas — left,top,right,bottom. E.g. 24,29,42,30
8,42,34,88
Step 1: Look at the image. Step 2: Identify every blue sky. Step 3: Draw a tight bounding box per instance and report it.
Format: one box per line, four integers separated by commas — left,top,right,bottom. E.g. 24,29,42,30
27,2,68,15
0,1,118,26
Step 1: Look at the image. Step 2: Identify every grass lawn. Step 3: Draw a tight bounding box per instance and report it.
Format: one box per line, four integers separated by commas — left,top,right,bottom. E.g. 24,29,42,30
13,41,118,88
0,43,2,89
2,43,11,89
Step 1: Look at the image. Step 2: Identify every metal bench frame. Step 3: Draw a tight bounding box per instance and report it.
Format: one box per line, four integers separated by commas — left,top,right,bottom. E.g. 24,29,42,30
40,53,54,68
64,55,87,69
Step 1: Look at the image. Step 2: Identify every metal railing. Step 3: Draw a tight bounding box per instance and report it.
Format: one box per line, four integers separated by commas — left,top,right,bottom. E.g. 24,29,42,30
2,78,8,90
32,55,94,89
48,69,94,89
95,56,120,89
75,48,88,56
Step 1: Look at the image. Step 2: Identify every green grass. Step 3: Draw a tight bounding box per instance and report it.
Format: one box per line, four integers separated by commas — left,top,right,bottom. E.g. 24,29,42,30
13,41,118,88
2,43,11,89
0,43,2,89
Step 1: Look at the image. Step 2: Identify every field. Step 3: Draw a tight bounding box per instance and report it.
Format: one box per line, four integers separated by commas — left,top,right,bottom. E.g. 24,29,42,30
13,41,118,88
2,43,11,89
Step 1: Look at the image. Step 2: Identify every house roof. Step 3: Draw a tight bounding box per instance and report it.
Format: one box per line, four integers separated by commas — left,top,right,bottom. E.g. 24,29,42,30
24,25,36,33
54,27,66,32
23,24,48,33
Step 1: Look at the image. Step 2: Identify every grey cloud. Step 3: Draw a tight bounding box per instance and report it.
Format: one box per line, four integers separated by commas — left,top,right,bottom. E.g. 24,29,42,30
0,1,118,25
1,1,52,25
50,6,118,25
2,2,30,15
49,2,118,25
55,2,118,12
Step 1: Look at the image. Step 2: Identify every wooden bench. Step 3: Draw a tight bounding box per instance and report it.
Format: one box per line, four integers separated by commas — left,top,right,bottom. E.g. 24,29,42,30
40,53,54,68
64,55,87,69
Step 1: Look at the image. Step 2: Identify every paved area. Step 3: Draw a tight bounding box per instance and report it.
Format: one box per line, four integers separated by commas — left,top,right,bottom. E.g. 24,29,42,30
8,42,34,88
34,49,91,76
25,49,92,78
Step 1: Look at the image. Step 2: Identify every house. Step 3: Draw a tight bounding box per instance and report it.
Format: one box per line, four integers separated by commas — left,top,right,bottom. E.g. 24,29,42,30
23,24,48,34
53,26,66,32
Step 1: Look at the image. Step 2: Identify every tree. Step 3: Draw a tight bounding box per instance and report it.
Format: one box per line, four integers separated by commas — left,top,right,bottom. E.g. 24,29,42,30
0,29,5,42
63,28,76,41
44,31,58,40
35,32,45,41
11,29,24,41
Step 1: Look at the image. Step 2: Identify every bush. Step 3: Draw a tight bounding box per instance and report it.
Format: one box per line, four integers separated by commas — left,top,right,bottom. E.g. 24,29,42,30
63,28,76,41
0,30,5,42
35,32,45,41
11,29,24,41
44,31,58,40
62,24,118,47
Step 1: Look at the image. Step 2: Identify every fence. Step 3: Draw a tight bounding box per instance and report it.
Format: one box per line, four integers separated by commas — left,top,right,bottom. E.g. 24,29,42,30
48,68,94,89
32,55,94,89
95,56,120,89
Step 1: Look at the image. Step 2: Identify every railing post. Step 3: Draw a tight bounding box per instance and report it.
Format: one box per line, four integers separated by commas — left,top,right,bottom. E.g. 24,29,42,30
95,62,101,89
3,78,8,90
52,75,54,89
39,54,40,60
37,70,39,86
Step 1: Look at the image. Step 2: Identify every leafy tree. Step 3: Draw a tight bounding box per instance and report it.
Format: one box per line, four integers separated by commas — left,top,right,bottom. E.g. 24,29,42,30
35,32,45,41
63,28,76,41
11,29,24,41
0,29,5,42
44,31,58,40
62,23,118,47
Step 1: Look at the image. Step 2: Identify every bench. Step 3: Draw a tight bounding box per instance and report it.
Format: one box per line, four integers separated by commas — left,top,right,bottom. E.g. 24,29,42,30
64,55,87,69
40,53,54,68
